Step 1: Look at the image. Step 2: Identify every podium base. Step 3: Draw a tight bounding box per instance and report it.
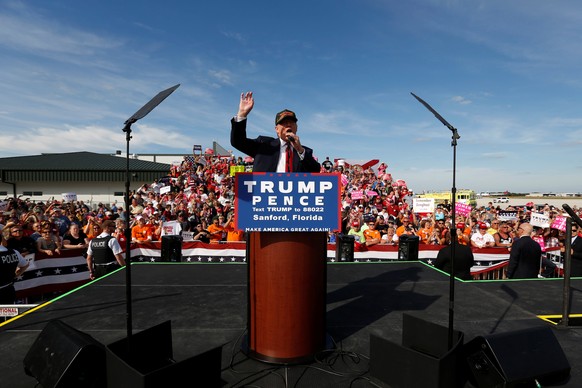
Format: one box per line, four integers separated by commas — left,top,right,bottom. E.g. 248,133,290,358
246,231,329,364
241,333,335,365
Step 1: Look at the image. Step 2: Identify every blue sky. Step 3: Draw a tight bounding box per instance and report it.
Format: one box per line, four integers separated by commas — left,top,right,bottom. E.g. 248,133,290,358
1,0,581,194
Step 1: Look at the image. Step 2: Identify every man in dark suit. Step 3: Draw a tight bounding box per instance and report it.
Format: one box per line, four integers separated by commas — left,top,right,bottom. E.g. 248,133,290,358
230,91,320,173
434,229,475,280
569,225,582,277
506,223,542,279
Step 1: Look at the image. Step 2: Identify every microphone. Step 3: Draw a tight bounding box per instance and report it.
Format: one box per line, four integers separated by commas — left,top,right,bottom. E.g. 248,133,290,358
286,134,295,143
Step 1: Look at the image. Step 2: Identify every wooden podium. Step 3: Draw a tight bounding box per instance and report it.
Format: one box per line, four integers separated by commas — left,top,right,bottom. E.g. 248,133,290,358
245,231,328,364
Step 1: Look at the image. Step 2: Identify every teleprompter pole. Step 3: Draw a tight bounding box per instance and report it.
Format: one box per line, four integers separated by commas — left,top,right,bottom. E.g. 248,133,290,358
120,84,180,342
411,92,461,349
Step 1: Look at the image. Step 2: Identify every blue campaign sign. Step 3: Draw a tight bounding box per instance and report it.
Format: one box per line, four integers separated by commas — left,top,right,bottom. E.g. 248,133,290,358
234,173,341,232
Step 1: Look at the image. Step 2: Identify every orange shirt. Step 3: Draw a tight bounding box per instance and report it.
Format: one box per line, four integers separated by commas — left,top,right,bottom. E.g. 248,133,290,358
207,223,225,242
363,228,381,242
132,224,152,242
418,226,433,244
225,221,245,242
457,227,471,245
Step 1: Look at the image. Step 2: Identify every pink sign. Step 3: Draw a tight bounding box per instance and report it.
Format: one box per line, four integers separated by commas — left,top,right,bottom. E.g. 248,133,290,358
341,174,349,186
351,190,364,200
532,235,547,252
366,190,378,197
551,216,567,232
455,202,472,217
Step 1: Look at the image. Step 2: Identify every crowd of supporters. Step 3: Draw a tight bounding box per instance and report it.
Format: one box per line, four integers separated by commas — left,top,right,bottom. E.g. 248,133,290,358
1,154,581,268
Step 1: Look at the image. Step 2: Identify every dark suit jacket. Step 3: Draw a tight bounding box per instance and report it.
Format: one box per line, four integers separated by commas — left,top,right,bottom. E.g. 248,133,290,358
571,236,582,277
230,118,320,173
506,236,542,279
434,242,475,280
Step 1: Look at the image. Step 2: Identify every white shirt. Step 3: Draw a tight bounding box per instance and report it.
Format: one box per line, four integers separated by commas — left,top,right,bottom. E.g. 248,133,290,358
161,221,182,236
86,232,124,256
471,231,495,248
381,234,399,244
276,139,291,173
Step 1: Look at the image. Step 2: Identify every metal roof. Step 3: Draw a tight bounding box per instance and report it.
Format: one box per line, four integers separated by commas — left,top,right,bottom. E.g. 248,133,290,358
0,152,171,182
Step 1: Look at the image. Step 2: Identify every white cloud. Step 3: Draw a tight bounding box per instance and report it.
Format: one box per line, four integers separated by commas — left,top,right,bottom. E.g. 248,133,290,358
208,69,234,86
221,31,246,43
451,95,471,105
0,7,122,59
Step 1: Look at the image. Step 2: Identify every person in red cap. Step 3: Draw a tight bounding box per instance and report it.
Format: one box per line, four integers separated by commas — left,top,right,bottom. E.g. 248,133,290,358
455,222,471,245
347,220,365,243
470,222,495,248
230,91,320,173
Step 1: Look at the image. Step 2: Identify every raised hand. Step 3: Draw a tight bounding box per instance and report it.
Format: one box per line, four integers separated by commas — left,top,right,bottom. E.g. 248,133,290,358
237,91,254,118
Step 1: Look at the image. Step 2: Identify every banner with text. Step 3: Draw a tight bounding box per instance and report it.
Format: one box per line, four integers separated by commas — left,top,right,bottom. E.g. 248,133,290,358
413,197,434,213
455,202,472,217
235,173,341,232
530,212,551,228
498,211,518,221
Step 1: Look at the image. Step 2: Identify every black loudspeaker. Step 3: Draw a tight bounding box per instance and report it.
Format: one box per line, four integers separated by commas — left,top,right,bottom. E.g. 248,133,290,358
161,235,182,262
370,314,466,387
23,320,106,388
335,234,355,262
465,326,570,387
106,320,223,388
398,234,419,260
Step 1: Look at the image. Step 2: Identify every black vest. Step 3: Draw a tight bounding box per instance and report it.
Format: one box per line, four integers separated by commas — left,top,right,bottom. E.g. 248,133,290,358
90,236,116,265
0,248,20,286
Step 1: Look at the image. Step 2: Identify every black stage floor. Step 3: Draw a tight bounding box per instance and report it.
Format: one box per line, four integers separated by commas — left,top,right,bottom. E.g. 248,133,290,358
1,262,581,387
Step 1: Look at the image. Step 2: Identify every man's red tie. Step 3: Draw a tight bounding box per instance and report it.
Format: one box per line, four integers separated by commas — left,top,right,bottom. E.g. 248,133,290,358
285,143,293,172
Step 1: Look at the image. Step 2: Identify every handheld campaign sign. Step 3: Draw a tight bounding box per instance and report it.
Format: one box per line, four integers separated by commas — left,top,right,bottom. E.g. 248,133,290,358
455,202,472,217
235,173,341,232
530,212,550,228
413,198,434,213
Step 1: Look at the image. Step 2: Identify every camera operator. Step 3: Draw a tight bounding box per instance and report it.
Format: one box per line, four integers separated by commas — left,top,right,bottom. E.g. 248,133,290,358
193,223,211,244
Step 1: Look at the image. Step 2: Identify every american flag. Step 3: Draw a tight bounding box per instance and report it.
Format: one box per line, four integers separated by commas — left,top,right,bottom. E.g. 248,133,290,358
14,248,90,299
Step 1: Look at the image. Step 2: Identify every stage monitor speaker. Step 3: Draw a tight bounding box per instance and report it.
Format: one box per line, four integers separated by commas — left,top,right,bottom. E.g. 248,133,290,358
23,320,106,388
398,234,419,260
370,313,466,388
106,320,223,388
335,234,355,262
465,326,570,387
161,235,182,262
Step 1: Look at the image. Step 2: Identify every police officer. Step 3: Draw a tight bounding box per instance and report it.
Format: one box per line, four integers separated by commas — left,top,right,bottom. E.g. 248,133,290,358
86,220,125,280
0,232,29,304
